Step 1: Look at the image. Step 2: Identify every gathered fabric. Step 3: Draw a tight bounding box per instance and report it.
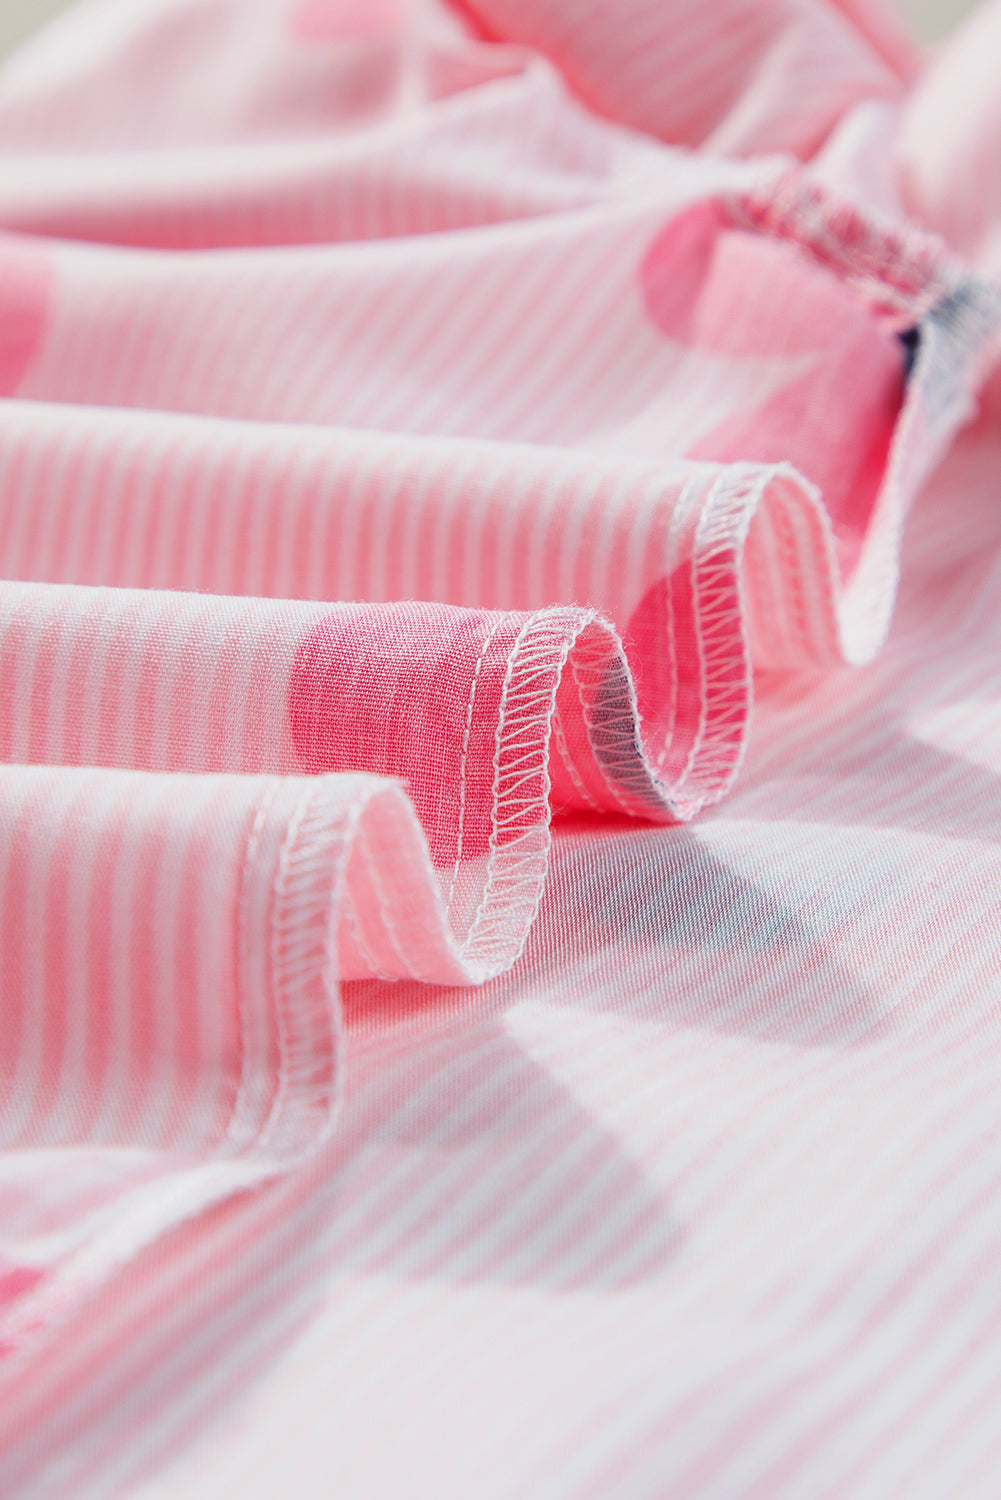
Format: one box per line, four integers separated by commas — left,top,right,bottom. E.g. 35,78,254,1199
4,1,1001,1490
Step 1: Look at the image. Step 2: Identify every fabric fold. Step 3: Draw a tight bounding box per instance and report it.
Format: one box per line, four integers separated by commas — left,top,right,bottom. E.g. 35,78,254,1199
0,0,917,169
0,411,779,814
452,0,917,157
896,0,1001,282
3,748,615,1362
0,579,724,954
0,205,992,808
0,766,346,1358
0,0,999,1405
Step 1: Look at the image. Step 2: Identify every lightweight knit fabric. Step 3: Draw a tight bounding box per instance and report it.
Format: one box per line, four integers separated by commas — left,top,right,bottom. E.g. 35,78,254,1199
2,0,1001,1494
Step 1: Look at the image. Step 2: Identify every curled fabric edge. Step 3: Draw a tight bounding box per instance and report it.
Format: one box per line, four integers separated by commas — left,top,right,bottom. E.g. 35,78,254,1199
0,770,444,1365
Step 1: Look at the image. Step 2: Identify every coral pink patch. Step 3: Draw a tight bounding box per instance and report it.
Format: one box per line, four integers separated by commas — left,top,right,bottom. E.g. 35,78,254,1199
624,559,746,790
289,606,512,866
0,238,51,396
639,204,905,570
639,202,732,349
0,1259,43,1308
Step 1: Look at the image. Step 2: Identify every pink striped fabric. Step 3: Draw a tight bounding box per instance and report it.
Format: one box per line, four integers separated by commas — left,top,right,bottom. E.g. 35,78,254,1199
451,0,918,156
2,0,1001,1493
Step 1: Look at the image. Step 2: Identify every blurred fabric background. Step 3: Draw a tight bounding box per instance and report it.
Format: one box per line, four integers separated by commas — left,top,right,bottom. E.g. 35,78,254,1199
0,0,985,56
901,0,980,32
